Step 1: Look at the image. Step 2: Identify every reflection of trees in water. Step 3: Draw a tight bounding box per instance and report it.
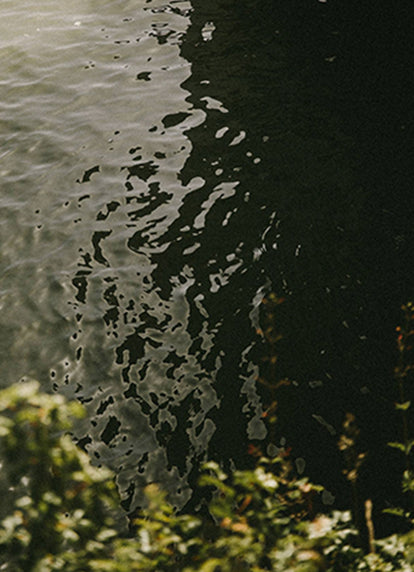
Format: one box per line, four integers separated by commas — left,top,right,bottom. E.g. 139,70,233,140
158,0,371,482
69,0,413,514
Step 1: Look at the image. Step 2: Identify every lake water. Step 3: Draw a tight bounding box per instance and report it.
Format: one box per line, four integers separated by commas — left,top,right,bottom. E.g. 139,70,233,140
1,0,413,513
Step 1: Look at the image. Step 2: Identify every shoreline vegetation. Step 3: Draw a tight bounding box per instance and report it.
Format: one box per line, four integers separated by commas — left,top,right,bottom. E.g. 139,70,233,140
0,300,414,571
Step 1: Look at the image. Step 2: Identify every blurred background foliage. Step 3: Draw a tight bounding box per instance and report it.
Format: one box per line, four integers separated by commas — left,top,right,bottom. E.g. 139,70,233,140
1,379,414,570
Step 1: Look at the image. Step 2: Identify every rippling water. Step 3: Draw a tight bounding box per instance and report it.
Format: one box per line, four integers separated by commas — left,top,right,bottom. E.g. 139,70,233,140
1,0,413,511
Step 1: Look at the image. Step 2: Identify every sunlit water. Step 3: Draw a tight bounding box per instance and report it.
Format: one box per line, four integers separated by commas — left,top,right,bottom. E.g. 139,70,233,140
1,0,413,510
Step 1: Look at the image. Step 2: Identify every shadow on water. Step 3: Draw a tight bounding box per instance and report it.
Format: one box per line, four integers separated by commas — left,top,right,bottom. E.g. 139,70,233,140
68,0,413,523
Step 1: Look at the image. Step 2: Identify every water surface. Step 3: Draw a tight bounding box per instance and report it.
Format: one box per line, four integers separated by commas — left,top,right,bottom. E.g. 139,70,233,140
1,0,413,513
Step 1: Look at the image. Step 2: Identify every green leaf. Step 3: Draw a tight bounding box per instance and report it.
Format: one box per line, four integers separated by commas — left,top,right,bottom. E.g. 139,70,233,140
388,440,414,455
396,401,411,411
388,442,406,452
199,558,223,572
383,507,406,517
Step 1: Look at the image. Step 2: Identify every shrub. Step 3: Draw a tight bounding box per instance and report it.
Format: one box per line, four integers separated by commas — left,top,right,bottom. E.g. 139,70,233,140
1,381,414,571
0,381,123,571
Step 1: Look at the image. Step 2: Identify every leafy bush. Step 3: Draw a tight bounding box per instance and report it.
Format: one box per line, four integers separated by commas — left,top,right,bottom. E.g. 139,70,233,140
1,381,414,571
127,461,411,572
0,381,123,571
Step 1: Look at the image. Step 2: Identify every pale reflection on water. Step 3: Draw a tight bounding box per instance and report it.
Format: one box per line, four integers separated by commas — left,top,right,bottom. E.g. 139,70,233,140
0,0,263,508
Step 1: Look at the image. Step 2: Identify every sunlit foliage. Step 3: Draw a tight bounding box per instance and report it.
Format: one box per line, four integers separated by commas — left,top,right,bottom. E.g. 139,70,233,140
1,369,414,570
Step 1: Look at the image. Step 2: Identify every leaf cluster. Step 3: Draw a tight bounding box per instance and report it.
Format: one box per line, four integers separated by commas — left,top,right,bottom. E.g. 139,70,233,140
0,381,122,571
1,382,414,571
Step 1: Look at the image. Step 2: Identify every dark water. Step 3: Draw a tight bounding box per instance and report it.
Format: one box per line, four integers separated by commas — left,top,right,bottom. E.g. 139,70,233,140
1,0,413,522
